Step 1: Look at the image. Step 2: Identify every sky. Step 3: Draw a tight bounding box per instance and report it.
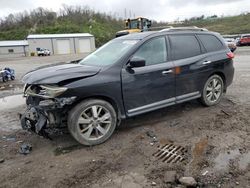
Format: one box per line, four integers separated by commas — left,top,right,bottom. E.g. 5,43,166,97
0,0,250,22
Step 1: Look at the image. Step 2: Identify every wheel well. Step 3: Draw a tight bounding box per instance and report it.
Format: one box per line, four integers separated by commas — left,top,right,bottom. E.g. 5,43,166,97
72,96,122,121
209,72,226,91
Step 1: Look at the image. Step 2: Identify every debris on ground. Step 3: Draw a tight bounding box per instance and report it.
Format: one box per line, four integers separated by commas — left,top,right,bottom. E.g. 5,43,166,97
2,135,16,142
151,181,157,186
179,177,197,187
146,130,158,143
221,109,232,116
202,170,209,176
19,143,32,155
54,144,82,156
164,170,177,183
0,158,5,163
170,120,180,127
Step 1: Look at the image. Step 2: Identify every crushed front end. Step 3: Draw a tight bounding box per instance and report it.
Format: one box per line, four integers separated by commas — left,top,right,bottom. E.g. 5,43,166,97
21,84,76,137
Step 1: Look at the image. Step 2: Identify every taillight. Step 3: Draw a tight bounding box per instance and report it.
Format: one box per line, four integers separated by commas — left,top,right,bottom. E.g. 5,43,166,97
227,52,235,59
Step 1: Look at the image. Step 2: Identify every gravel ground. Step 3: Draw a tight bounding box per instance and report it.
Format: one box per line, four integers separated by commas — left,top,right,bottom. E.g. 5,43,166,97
0,48,249,188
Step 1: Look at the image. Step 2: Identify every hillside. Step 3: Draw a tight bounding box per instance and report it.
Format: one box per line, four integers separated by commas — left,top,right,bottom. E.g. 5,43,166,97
161,13,250,35
186,14,250,34
0,6,250,47
0,6,123,47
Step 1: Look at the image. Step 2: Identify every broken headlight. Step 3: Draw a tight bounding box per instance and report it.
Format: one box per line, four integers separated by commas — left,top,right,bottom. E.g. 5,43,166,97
38,85,68,98
25,85,68,98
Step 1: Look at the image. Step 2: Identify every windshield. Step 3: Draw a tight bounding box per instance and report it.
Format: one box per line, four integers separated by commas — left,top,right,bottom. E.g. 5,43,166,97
79,39,138,66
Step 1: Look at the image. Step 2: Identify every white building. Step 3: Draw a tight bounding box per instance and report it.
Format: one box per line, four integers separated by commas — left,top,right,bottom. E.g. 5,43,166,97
27,33,95,55
0,40,29,58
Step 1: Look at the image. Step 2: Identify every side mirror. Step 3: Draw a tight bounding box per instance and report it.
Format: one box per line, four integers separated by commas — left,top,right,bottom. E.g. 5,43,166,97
128,57,146,68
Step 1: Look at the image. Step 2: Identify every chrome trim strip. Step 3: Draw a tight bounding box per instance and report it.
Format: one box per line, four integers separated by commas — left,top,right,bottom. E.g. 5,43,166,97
176,94,201,104
176,91,200,100
128,97,175,114
127,91,201,117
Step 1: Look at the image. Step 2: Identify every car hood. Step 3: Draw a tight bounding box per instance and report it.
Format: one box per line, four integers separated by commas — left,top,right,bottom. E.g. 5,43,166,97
22,63,101,85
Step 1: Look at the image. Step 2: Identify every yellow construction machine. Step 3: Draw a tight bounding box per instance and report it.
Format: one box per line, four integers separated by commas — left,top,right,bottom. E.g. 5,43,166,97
116,17,152,37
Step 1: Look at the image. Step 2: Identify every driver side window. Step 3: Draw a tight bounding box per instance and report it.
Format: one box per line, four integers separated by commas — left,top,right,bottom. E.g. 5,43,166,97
133,37,167,66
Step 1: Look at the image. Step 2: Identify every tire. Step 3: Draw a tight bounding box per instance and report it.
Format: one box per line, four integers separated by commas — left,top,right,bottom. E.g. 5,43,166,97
68,99,117,146
200,75,224,106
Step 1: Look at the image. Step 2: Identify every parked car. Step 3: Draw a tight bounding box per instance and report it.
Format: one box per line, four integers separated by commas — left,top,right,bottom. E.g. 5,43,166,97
21,30,234,146
37,48,51,56
224,38,237,52
237,34,250,46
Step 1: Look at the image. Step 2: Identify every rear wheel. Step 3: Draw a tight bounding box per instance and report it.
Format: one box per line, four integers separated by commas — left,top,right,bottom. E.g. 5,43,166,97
68,99,117,146
200,75,224,106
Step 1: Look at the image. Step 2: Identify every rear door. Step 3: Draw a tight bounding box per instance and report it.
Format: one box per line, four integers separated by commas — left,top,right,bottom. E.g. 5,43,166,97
169,34,208,100
169,33,227,101
122,36,176,116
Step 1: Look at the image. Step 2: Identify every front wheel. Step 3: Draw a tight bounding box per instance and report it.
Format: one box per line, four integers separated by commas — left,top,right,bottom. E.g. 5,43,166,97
68,99,117,146
200,75,224,106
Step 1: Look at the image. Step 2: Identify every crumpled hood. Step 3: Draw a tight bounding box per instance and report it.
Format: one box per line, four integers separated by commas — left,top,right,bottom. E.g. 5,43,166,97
22,63,101,85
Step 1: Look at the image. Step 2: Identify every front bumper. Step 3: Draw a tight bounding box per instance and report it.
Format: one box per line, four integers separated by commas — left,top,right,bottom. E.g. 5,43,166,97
20,96,76,136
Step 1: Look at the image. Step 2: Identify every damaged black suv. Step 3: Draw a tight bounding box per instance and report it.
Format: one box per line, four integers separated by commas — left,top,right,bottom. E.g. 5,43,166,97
21,30,234,145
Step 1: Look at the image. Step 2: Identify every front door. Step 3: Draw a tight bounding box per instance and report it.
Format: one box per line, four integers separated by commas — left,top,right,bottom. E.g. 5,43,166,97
121,36,176,116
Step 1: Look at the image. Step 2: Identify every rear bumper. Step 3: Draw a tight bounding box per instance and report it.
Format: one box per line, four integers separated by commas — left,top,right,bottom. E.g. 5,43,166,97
225,61,235,87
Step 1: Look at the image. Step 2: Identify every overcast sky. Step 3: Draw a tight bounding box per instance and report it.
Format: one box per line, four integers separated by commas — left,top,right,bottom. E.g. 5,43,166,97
0,0,250,21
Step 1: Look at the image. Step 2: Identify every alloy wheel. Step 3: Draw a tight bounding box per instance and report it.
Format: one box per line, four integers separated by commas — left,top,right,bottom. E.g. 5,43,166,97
77,105,112,141
206,78,222,103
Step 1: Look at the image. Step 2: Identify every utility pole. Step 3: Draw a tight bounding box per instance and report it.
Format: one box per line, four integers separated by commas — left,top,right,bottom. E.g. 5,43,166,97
124,8,127,18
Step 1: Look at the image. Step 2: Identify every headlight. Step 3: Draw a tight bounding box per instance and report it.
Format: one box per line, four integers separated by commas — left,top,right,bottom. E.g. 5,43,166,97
25,85,68,98
39,85,68,98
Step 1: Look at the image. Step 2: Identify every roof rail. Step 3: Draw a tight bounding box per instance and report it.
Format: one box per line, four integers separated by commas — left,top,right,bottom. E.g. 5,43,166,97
159,26,208,32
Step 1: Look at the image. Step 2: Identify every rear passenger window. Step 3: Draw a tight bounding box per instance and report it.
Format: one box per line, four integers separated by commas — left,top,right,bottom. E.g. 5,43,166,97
198,34,223,52
169,35,201,60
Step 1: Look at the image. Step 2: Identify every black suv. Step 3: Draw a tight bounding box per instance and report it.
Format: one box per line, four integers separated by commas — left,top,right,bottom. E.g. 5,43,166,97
21,30,234,145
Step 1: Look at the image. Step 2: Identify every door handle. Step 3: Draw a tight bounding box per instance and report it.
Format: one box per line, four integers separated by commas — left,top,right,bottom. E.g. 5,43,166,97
162,70,173,75
202,61,212,65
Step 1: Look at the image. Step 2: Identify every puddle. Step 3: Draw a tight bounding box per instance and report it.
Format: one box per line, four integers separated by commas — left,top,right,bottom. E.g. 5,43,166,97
214,150,250,170
0,94,25,111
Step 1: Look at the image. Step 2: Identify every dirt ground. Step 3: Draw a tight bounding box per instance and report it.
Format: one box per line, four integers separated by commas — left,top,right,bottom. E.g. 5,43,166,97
0,49,249,188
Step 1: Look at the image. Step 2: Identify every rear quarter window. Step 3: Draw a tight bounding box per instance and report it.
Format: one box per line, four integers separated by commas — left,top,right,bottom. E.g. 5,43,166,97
198,34,224,52
169,35,201,60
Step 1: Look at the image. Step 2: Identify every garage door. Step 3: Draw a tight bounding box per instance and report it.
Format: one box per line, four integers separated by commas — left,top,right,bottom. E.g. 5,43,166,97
79,39,91,53
57,40,70,54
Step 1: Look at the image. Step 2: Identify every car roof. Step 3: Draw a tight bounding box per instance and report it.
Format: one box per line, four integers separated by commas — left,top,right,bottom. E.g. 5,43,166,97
114,31,156,40
115,30,217,41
